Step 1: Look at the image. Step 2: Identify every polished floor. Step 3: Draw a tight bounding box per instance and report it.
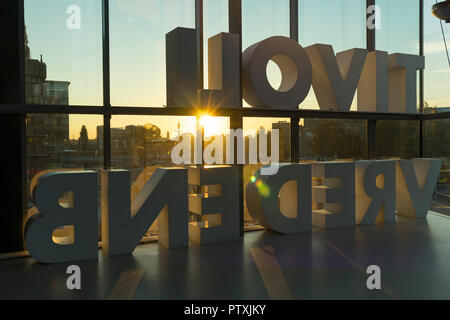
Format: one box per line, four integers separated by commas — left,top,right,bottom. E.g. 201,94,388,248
1,212,450,300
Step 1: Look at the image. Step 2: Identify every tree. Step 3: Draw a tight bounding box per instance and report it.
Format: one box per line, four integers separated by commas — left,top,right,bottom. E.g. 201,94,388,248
130,124,162,166
423,101,450,158
307,119,365,160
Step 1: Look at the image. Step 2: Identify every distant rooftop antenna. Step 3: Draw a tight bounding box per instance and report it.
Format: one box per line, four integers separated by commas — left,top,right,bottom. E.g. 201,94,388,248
176,121,182,139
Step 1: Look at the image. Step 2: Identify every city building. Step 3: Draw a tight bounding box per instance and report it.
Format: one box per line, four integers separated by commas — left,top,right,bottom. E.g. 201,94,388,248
25,29,70,174
272,121,291,162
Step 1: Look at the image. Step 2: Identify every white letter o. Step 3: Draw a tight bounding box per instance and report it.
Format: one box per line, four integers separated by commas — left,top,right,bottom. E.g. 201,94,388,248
242,36,312,109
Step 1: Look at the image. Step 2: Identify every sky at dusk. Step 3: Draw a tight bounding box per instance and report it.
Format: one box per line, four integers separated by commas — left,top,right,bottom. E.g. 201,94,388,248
24,0,450,140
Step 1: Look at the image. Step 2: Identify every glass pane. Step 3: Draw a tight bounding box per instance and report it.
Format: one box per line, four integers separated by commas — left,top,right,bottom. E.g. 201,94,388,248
299,118,366,161
424,0,450,112
376,120,420,159
243,117,291,230
242,0,290,107
424,118,450,216
424,119,450,159
24,0,103,106
110,115,215,241
27,115,103,178
242,0,289,48
299,0,366,110
110,0,195,107
27,115,103,242
203,0,229,89
423,119,450,215
299,0,366,53
110,115,230,240
376,0,419,55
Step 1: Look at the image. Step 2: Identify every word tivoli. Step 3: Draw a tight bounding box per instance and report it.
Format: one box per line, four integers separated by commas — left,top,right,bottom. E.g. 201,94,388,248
25,159,441,263
166,29,424,113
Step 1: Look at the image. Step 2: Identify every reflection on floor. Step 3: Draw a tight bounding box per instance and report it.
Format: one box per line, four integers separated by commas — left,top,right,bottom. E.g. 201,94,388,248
431,200,450,216
1,212,450,300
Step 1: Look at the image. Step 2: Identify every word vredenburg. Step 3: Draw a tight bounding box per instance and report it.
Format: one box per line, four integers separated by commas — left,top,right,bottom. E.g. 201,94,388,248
24,159,441,263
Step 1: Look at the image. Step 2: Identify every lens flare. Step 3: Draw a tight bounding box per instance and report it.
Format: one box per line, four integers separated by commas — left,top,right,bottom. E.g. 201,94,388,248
255,179,270,198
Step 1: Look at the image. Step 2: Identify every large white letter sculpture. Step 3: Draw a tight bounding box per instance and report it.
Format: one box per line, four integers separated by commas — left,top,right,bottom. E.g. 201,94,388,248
166,28,198,108
198,33,240,108
166,28,426,113
305,45,368,111
101,168,188,256
242,36,312,109
166,28,240,109
312,162,356,229
25,171,98,263
246,164,312,234
188,166,240,244
357,51,389,112
396,158,442,218
355,160,396,225
388,54,425,113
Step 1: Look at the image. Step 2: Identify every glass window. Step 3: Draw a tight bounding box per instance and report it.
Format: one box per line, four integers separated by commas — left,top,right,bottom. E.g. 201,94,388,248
424,118,450,216
424,118,450,158
110,0,195,107
111,115,196,169
299,0,366,53
24,0,103,106
376,120,420,159
27,115,103,243
243,117,291,230
299,118,366,161
203,0,229,89
110,115,231,241
376,1,421,111
242,0,289,48
242,0,290,108
27,114,103,183
424,0,450,112
376,0,419,55
298,0,366,110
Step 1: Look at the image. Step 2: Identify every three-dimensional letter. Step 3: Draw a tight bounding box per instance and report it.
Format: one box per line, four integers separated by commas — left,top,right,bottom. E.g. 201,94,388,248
246,164,312,234
312,162,356,229
25,171,98,263
396,158,442,218
101,168,188,256
305,45,367,111
355,160,396,225
242,36,312,109
188,166,240,244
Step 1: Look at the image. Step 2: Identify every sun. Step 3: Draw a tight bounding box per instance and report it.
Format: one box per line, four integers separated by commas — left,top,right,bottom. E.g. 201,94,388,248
198,115,227,137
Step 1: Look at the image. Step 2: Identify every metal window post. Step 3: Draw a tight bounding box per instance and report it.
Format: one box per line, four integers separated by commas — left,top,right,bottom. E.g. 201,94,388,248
366,0,377,160
196,0,204,91
229,0,244,236
290,0,300,163
419,0,424,157
0,0,27,253
102,0,111,170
